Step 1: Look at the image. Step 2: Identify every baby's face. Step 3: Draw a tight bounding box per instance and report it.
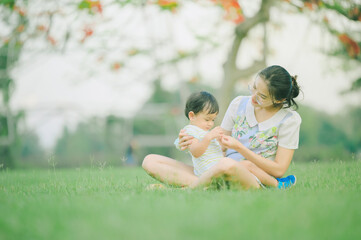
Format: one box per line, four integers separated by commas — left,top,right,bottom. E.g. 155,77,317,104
190,111,218,131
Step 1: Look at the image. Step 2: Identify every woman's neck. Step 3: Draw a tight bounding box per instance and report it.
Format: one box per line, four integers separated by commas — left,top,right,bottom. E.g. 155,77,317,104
253,105,282,123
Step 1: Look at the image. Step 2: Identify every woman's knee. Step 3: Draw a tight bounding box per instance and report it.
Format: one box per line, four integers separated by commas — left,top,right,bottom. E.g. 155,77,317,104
142,154,158,171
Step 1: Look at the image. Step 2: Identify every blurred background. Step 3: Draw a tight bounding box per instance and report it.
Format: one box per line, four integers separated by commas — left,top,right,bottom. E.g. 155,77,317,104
0,0,360,169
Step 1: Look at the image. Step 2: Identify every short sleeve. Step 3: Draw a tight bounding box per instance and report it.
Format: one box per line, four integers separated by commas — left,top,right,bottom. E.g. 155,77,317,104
174,138,181,150
278,112,302,149
221,96,243,131
174,125,204,151
182,125,203,140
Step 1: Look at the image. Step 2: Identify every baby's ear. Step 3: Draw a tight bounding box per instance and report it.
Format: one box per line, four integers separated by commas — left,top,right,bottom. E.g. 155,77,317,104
188,111,195,120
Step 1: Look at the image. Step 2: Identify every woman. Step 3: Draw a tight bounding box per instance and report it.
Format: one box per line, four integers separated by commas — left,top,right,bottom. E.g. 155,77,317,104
142,65,301,190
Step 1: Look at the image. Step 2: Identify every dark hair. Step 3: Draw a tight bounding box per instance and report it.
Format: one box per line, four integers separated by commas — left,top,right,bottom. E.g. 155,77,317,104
185,91,219,119
258,65,301,109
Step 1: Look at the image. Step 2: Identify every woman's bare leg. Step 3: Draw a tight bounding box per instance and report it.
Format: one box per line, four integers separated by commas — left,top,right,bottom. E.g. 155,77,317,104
142,154,198,187
239,160,278,187
189,158,260,190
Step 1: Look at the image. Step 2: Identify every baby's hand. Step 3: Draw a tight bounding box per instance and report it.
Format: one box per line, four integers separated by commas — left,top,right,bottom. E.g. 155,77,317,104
206,126,224,140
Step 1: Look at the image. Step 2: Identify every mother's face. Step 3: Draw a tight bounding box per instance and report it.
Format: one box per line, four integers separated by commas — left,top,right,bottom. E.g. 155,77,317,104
248,77,274,107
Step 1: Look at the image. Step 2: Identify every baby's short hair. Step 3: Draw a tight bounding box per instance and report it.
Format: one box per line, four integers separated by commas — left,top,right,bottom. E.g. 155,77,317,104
185,91,219,119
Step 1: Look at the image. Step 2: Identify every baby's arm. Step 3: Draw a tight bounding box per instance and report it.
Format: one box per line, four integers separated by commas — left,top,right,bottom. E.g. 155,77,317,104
188,137,211,158
188,127,223,158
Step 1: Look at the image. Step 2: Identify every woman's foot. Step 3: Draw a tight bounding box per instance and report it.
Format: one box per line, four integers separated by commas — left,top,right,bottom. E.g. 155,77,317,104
276,175,296,189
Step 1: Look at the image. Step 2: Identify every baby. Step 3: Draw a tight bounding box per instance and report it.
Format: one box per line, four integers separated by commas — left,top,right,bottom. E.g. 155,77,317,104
175,91,224,176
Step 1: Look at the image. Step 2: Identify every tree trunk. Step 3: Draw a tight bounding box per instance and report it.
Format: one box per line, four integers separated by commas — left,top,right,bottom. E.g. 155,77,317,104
217,0,274,122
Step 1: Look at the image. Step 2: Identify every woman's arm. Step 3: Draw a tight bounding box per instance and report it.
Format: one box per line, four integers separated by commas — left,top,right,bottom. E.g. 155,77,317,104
221,136,294,178
222,130,231,136
178,129,195,150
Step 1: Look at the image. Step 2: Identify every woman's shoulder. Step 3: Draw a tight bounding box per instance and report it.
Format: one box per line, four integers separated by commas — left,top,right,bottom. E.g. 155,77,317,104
282,108,302,125
224,96,249,116
229,96,249,107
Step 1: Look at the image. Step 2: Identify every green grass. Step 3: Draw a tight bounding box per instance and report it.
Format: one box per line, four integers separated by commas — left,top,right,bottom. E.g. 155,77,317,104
1,161,361,240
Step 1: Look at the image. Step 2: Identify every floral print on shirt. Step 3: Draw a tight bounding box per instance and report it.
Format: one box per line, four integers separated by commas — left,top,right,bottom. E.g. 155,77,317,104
232,115,249,140
232,114,279,159
249,126,278,158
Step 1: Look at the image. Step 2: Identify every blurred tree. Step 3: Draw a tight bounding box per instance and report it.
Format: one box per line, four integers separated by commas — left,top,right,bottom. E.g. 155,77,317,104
20,130,44,158
64,0,361,117
295,0,361,93
51,80,203,167
54,118,110,167
340,105,361,153
295,104,358,161
214,0,361,117
0,0,26,168
50,102,360,167
15,129,45,168
52,83,182,167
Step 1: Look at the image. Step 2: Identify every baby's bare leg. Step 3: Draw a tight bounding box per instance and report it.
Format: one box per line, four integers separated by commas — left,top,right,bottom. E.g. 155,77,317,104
142,154,198,187
189,158,260,190
239,160,278,187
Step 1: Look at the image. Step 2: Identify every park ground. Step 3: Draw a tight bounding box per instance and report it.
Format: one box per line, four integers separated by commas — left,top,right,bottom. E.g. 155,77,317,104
1,161,361,240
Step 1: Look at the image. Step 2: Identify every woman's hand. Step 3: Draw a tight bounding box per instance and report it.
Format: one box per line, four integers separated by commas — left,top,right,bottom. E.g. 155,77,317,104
220,135,241,150
179,129,194,150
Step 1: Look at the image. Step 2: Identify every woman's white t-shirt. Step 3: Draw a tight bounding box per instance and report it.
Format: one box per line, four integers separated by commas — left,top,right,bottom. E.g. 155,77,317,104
221,96,302,160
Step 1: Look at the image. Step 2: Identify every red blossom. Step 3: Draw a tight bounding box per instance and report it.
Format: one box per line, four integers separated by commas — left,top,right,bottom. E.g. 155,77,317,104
89,1,103,14
13,6,26,16
36,25,47,32
189,76,198,83
212,0,245,24
157,0,177,5
47,36,57,46
16,25,25,32
304,2,314,10
81,26,94,43
111,62,123,71
84,27,93,36
156,0,178,13
127,48,139,56
348,7,361,21
322,16,329,24
79,0,103,14
338,34,360,58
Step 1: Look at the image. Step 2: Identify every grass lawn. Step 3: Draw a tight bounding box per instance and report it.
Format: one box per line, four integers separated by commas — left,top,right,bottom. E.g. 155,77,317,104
1,161,361,240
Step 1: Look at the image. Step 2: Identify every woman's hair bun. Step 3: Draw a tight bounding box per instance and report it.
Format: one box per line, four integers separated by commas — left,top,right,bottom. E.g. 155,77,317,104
291,75,300,99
